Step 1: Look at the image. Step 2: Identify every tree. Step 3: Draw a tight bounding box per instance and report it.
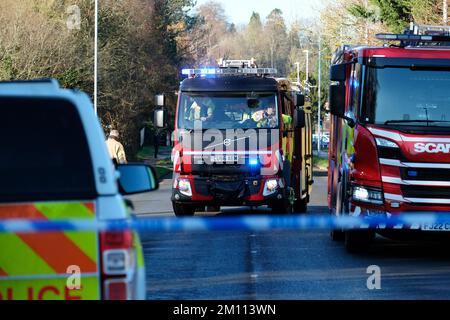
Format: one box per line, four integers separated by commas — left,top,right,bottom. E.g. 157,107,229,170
242,12,265,63
349,0,449,33
264,9,289,74
187,0,228,65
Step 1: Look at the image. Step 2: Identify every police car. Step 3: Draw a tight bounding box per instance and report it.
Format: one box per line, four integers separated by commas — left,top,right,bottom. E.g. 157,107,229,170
0,80,157,300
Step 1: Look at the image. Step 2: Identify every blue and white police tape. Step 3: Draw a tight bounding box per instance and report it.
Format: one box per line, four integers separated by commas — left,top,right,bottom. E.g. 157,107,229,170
1,213,450,233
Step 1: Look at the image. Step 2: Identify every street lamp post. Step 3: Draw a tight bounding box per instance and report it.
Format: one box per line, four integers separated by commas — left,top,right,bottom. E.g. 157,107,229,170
94,0,98,115
317,36,322,154
303,50,309,88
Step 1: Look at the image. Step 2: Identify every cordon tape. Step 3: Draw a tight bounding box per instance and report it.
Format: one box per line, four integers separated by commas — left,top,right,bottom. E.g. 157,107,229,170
1,213,450,233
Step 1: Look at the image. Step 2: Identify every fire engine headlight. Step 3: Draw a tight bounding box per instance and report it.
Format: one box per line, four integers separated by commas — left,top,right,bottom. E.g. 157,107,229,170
352,186,383,205
375,137,399,148
263,179,279,196
178,179,192,197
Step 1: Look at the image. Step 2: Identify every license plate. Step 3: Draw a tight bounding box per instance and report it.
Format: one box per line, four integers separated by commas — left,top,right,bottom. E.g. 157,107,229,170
210,155,239,163
421,222,450,231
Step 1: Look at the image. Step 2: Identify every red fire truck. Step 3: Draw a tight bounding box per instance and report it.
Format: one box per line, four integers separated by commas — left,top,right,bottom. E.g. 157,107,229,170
328,24,450,252
168,60,313,216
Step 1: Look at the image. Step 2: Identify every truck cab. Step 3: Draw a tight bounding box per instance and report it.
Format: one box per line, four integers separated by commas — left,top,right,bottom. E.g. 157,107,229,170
328,25,450,252
0,79,158,299
171,60,313,216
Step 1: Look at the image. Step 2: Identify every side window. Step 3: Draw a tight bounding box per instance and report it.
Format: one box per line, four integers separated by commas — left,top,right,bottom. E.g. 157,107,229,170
350,64,362,115
282,93,293,129
0,98,97,202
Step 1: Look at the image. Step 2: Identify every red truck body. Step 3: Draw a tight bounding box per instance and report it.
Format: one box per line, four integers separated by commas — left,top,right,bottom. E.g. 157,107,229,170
327,25,450,251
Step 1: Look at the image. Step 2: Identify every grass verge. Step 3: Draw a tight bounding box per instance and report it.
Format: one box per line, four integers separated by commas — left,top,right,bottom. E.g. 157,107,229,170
313,155,329,171
154,166,172,180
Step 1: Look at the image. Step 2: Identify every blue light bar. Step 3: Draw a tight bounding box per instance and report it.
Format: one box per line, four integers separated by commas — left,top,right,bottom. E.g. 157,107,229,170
249,158,259,166
181,68,277,77
376,33,450,42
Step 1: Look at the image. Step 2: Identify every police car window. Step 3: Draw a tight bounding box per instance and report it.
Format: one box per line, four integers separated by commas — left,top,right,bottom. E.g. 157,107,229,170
0,98,97,202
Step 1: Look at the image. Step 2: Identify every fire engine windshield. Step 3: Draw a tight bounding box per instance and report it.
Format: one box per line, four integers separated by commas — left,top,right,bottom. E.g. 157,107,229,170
177,92,279,130
362,67,450,127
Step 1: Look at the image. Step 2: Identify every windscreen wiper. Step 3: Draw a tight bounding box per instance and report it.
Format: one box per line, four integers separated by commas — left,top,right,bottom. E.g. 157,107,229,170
384,120,450,125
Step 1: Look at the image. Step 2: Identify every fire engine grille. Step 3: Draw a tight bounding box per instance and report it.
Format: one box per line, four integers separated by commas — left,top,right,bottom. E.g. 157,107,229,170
401,185,450,199
400,167,450,181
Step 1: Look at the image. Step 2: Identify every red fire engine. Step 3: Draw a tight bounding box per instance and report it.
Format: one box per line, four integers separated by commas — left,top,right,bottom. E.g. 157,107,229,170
169,60,313,216
328,24,450,252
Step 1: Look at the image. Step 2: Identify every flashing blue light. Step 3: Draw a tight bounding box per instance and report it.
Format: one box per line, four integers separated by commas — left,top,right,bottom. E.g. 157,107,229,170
249,158,259,166
201,68,216,75
182,69,190,75
408,170,418,177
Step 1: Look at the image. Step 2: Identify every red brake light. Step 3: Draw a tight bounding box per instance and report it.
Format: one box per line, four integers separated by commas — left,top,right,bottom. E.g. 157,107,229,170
105,279,129,300
100,231,135,300
101,230,133,250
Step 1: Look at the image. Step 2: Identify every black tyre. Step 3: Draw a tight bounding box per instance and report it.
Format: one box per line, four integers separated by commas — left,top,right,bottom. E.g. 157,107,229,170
271,199,292,214
206,206,221,212
172,202,196,217
331,174,351,242
344,230,374,253
293,197,307,213
330,229,345,241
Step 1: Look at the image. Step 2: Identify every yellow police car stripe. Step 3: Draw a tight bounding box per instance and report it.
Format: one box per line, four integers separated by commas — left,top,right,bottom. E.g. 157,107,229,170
35,203,98,263
0,202,100,300
34,203,95,219
63,231,98,263
0,234,54,276
0,277,100,300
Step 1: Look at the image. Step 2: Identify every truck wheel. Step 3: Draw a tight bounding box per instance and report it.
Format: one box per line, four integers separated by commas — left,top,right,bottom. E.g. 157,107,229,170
344,230,374,253
272,200,292,214
206,206,220,212
294,197,307,213
331,177,349,242
330,229,345,241
172,203,196,217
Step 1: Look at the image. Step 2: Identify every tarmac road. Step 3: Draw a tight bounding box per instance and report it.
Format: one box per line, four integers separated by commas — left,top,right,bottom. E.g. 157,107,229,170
129,172,450,300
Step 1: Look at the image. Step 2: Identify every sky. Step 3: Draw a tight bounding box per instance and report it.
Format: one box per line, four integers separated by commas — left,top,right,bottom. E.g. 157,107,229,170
194,0,327,26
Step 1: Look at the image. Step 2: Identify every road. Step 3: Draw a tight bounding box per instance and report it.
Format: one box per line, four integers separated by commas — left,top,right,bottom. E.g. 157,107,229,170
128,172,450,300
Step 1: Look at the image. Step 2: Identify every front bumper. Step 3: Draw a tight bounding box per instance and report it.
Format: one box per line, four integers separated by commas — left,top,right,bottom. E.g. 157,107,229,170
348,199,450,236
171,175,285,206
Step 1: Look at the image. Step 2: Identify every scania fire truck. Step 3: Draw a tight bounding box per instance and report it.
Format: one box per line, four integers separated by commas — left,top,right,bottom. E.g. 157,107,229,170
169,60,313,216
328,24,450,252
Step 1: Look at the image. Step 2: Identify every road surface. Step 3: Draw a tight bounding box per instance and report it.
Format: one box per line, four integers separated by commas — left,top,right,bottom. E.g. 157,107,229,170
128,172,450,300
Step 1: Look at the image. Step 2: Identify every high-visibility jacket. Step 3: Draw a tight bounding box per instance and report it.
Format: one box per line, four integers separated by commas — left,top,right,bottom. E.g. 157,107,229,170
106,138,127,164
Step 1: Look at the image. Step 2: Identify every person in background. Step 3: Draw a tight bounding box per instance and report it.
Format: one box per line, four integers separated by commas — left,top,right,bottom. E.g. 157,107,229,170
106,129,127,164
153,129,160,159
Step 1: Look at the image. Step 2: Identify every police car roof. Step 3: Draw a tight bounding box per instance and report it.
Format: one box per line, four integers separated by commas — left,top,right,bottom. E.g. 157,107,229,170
180,76,279,92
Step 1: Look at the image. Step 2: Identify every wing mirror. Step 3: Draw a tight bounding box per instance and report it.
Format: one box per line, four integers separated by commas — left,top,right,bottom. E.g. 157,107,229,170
117,164,159,195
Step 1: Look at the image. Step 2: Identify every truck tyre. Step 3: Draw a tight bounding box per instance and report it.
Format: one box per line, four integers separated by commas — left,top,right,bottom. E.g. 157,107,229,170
172,202,196,217
206,206,220,212
294,197,307,213
330,229,345,241
331,180,346,241
344,230,374,253
271,200,292,214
